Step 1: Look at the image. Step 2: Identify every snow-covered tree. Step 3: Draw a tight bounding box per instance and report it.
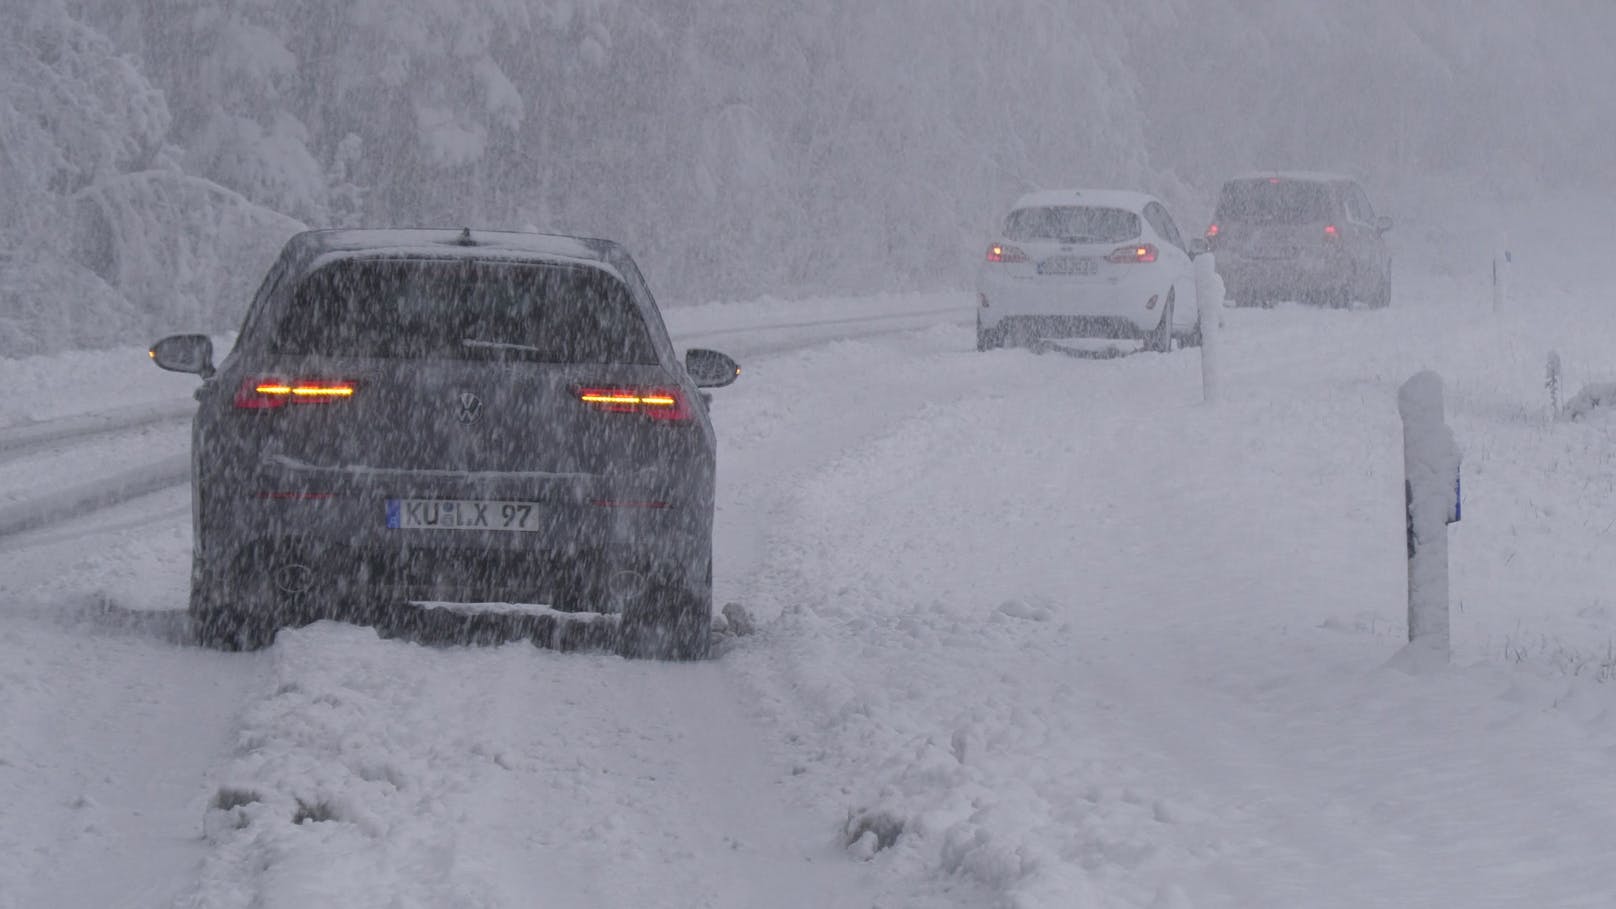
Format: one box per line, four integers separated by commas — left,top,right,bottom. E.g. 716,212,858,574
9,0,1616,354
0,0,167,353
0,0,303,355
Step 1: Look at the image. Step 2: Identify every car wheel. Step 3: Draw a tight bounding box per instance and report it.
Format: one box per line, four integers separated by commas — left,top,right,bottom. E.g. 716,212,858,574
1181,312,1203,348
190,577,278,651
1312,287,1348,309
618,570,712,661
191,545,320,651
1149,295,1175,353
1369,275,1392,309
976,322,1004,351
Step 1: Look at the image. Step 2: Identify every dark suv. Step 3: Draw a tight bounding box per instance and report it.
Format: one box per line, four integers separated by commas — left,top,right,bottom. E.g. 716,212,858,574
150,228,740,659
1205,173,1392,309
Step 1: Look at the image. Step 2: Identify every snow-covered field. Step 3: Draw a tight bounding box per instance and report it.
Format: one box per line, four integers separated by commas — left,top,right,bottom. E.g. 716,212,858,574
4,254,1616,907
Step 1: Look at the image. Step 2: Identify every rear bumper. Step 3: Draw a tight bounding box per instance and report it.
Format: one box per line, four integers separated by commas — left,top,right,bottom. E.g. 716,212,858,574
1214,252,1354,299
196,458,713,610
977,269,1167,336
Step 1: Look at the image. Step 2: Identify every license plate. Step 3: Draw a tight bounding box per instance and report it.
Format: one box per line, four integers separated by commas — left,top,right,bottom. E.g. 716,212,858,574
1037,256,1096,276
1250,247,1298,260
386,498,542,532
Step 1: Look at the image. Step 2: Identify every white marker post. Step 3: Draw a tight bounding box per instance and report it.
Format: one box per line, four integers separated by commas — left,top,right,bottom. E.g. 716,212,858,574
1546,351,1563,417
1398,372,1461,660
1492,237,1511,312
1195,252,1224,404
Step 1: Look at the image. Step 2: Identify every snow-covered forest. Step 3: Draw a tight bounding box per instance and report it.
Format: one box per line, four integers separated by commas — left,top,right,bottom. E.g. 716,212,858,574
4,0,1614,355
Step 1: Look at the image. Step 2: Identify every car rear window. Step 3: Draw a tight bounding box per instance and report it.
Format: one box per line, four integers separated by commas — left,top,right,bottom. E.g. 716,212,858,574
268,258,658,364
1215,180,1336,223
1003,207,1140,243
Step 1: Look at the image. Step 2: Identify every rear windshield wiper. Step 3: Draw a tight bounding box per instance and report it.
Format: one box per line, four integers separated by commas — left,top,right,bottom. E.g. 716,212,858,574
462,338,544,354
460,338,556,360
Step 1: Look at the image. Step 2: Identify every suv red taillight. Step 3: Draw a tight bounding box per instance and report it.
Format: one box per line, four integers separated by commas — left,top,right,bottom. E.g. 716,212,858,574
1205,223,1219,239
577,386,692,422
234,377,357,409
986,243,1029,263
1323,224,1340,239
1105,243,1158,264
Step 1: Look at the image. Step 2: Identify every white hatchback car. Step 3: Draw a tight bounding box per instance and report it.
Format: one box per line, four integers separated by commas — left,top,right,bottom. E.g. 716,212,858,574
976,189,1204,352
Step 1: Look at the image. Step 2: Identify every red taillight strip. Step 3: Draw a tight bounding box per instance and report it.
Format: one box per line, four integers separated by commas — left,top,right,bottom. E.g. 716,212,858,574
1106,243,1158,264
577,386,691,421
987,243,1028,264
288,385,354,398
236,378,357,409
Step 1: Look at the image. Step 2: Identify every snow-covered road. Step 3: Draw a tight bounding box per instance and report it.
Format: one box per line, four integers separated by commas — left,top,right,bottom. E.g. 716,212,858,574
4,272,1616,908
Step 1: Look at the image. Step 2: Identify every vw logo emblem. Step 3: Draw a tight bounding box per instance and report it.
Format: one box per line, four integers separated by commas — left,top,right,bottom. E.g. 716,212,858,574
455,392,483,424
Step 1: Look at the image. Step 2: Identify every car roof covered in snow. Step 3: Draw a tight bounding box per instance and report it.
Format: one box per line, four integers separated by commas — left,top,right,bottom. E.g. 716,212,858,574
292,228,627,278
1226,170,1358,185
1009,189,1159,213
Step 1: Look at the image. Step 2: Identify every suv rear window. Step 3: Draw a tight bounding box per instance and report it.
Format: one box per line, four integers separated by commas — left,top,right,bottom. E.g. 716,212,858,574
1004,207,1140,243
268,258,658,364
1215,180,1336,224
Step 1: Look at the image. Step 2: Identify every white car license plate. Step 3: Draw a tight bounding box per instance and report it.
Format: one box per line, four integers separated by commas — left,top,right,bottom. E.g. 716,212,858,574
1250,246,1298,260
386,498,542,532
1037,256,1096,276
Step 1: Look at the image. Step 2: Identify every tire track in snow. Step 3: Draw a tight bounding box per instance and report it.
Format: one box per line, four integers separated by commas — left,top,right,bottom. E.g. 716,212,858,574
0,401,193,458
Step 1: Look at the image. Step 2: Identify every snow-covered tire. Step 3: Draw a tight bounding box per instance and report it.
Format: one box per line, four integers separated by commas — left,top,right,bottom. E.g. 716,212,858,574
189,546,314,651
1149,295,1176,353
1181,313,1203,348
190,584,278,651
976,323,1004,352
1369,275,1391,309
617,571,712,661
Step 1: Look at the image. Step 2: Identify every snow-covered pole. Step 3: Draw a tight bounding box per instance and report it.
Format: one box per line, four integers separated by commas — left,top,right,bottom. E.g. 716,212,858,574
1546,351,1563,417
1195,251,1224,404
1491,237,1511,312
1398,372,1461,658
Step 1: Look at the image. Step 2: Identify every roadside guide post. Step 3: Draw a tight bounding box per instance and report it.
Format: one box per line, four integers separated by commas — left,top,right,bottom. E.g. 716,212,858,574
1399,371,1462,659
1195,251,1223,404
1492,243,1511,312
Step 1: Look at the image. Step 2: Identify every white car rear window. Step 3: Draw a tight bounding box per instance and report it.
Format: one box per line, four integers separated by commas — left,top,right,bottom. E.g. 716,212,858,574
1004,207,1140,243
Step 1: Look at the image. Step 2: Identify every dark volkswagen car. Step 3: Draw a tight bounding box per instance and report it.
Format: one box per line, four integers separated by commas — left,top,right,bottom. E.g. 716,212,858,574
1205,172,1393,309
150,228,740,659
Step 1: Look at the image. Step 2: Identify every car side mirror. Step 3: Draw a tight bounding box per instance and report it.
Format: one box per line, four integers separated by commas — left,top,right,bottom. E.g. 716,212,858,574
1375,215,1394,233
149,334,215,378
1188,237,1211,257
685,348,740,388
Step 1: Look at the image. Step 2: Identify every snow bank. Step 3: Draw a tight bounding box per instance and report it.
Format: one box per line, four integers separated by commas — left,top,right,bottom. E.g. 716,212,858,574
0,338,224,427
1562,382,1616,421
178,626,516,909
715,277,1616,906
